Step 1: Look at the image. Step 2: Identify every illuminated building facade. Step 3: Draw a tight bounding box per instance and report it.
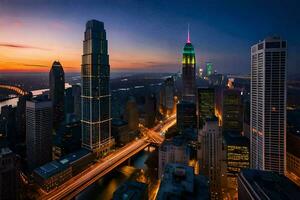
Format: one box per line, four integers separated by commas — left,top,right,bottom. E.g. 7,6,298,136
199,117,222,199
182,28,196,102
250,37,287,174
49,61,65,129
205,62,213,77
222,132,249,198
221,88,243,133
81,20,113,155
197,87,215,129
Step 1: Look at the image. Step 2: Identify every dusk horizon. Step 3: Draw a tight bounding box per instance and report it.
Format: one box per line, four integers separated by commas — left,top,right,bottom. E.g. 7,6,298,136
1,0,299,74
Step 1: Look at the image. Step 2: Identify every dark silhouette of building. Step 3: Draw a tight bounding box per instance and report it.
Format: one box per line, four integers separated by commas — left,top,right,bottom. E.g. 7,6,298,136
124,97,139,131
145,93,156,128
49,61,65,129
81,20,113,155
182,27,196,102
72,84,81,120
0,105,16,150
0,147,19,200
26,98,53,171
177,101,196,131
16,93,32,144
238,169,300,200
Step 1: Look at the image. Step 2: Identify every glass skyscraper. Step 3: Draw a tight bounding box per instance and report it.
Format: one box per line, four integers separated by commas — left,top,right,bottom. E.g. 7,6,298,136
182,28,196,102
250,37,287,174
81,20,113,155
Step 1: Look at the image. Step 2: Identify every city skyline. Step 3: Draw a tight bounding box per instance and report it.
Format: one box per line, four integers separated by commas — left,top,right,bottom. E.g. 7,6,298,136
0,0,299,74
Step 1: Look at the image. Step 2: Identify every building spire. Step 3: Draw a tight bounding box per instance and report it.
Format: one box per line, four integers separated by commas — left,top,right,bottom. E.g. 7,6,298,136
187,24,191,43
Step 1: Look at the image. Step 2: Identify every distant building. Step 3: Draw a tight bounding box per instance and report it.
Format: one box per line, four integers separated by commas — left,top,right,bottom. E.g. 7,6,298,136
81,20,113,155
251,37,287,174
158,135,190,177
111,118,137,147
26,98,53,171
159,77,175,116
177,101,196,132
238,169,300,200
0,105,17,149
113,181,148,200
33,148,94,192
0,147,19,200
205,62,213,77
16,93,32,144
222,132,250,198
198,117,222,199
64,87,74,116
72,84,81,120
221,88,243,133
145,93,156,128
182,28,196,102
197,87,215,128
124,97,139,131
157,163,209,200
49,61,65,129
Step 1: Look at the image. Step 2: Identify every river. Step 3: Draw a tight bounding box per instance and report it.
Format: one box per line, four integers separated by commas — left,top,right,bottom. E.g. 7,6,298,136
76,150,152,200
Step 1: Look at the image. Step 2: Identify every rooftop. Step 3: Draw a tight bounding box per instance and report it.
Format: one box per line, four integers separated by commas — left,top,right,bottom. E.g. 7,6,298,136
112,118,128,127
223,132,249,147
34,148,91,179
239,169,300,200
157,163,209,200
113,181,148,200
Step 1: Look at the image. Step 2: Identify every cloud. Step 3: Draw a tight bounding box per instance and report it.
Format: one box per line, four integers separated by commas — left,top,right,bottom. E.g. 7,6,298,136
22,64,49,68
0,43,51,51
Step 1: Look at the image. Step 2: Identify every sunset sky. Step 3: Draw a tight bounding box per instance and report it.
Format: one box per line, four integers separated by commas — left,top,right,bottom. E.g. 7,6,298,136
0,0,299,74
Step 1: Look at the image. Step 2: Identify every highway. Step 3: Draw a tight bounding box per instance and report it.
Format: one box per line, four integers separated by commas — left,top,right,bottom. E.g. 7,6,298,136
0,84,28,95
41,115,176,200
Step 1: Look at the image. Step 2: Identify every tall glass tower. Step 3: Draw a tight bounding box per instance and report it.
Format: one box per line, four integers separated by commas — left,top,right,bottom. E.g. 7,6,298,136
250,37,287,174
81,20,113,155
49,61,65,129
182,27,196,102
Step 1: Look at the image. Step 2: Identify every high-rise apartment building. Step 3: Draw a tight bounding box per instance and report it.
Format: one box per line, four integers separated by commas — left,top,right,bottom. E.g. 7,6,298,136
182,28,196,102
81,20,113,155
26,98,53,170
49,61,65,129
250,37,287,174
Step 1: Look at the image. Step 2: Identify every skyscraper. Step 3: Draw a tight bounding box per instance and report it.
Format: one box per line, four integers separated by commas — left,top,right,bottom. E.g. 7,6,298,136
182,27,196,102
124,97,139,131
81,20,113,155
49,61,65,129
250,37,287,174
26,98,52,170
197,87,215,128
177,101,197,132
221,88,243,133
